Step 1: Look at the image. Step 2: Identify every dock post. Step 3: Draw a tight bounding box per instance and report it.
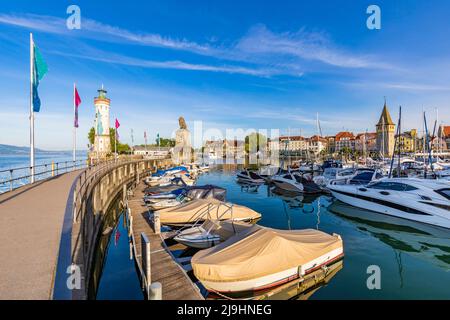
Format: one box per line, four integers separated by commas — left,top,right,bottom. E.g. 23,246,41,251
141,233,151,295
136,169,140,185
153,211,161,234
9,170,13,191
149,282,162,300
51,161,55,177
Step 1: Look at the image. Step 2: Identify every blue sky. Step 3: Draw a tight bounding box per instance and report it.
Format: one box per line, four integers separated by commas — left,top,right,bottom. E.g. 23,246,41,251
1,0,450,150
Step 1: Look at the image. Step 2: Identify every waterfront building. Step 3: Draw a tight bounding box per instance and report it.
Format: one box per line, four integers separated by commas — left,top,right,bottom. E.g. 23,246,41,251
325,136,336,154
355,132,377,153
376,101,396,157
203,139,244,160
133,146,171,158
396,129,417,153
92,85,111,159
307,135,327,155
437,125,450,151
334,131,355,153
279,135,308,152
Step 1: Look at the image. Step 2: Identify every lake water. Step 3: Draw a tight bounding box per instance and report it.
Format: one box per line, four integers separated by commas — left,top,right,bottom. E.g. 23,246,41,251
0,151,87,192
96,166,450,300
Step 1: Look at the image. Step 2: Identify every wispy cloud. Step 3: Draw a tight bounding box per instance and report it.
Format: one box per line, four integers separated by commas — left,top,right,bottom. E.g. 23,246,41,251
234,25,389,69
0,13,388,71
49,49,289,77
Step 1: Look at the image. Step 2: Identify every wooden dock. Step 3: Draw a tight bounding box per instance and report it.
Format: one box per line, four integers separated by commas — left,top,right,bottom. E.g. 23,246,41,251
126,181,203,300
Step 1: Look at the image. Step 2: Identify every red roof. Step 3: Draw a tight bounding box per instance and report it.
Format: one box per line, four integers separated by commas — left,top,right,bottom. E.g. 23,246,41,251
279,135,305,141
335,131,355,141
443,126,450,137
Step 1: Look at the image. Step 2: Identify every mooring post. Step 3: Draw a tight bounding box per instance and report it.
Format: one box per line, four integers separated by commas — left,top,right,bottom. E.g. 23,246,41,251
141,233,151,295
149,282,162,300
136,169,140,185
153,211,161,234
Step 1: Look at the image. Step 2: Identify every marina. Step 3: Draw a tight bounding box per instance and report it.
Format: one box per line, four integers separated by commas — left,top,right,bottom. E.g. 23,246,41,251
89,163,450,300
1,1,450,305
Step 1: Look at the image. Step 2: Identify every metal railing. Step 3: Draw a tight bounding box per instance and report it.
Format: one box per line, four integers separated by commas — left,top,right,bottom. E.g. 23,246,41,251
0,159,88,193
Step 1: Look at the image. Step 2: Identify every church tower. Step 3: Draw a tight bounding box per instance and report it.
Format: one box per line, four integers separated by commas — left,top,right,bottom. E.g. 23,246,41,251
376,99,395,157
94,85,111,158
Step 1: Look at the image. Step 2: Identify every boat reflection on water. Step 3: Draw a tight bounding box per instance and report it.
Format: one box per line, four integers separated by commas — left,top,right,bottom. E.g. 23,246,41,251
269,186,321,210
328,200,450,270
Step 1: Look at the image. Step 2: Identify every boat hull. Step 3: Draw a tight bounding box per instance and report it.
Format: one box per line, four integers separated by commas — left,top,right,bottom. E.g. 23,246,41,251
198,248,343,293
329,186,450,229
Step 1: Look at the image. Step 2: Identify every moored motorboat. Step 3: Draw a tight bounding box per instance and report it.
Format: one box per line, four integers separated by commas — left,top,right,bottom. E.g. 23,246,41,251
237,169,265,184
191,228,343,294
271,171,322,193
328,177,450,229
173,220,260,249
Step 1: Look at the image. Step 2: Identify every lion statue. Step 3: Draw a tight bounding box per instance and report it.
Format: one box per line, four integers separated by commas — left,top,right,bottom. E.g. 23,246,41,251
178,116,187,130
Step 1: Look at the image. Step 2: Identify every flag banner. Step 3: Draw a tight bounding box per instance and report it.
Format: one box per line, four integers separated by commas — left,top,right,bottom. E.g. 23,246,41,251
74,86,81,128
32,43,48,112
144,131,147,139
115,118,120,129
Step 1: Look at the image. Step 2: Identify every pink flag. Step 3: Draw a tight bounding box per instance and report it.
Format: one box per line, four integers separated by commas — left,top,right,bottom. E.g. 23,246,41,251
115,118,120,129
74,86,81,128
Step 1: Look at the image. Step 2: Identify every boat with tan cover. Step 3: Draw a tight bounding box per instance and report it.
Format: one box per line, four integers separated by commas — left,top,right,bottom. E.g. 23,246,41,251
191,228,343,293
157,198,261,227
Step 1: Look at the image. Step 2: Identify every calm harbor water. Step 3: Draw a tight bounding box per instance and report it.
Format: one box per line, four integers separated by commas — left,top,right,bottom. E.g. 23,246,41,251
95,166,450,299
0,152,87,192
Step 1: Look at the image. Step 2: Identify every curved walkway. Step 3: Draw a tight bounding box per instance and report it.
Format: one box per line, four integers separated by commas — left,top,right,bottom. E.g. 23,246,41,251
0,170,82,300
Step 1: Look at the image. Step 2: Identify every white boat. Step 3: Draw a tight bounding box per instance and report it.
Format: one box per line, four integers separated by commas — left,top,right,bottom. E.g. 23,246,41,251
328,177,450,229
313,167,357,188
271,171,322,193
173,220,260,249
191,228,343,294
326,168,383,187
236,169,265,184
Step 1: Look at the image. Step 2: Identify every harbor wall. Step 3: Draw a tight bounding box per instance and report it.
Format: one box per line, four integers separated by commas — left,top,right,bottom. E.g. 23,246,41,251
54,157,172,300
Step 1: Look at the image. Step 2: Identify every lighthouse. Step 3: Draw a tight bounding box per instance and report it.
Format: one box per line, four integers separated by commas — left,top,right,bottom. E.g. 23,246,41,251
93,85,111,158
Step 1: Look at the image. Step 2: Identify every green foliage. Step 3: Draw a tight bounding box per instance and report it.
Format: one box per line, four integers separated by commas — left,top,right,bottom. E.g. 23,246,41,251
245,132,267,153
88,127,95,145
156,137,175,147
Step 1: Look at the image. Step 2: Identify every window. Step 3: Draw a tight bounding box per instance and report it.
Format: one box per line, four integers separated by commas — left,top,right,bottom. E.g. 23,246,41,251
436,189,450,200
368,182,418,191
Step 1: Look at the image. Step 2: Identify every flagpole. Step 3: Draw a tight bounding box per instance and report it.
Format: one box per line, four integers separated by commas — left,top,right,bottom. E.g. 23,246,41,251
30,33,35,183
73,83,76,163
115,122,117,161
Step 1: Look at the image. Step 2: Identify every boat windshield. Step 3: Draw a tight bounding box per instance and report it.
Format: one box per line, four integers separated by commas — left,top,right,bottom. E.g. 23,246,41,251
367,181,418,191
293,174,303,183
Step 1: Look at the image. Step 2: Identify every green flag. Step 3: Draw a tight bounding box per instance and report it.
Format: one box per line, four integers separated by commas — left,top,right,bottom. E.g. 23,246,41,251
32,43,48,112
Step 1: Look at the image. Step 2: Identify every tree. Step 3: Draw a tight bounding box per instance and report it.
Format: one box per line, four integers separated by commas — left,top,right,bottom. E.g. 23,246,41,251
88,127,95,146
245,132,267,153
156,137,175,147
109,127,116,152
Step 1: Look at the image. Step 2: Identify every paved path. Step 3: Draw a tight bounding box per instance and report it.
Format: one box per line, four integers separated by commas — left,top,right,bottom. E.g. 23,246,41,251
0,171,82,300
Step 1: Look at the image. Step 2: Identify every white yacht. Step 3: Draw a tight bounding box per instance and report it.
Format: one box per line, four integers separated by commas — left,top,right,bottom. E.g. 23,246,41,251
271,171,322,194
236,169,265,184
328,178,450,229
